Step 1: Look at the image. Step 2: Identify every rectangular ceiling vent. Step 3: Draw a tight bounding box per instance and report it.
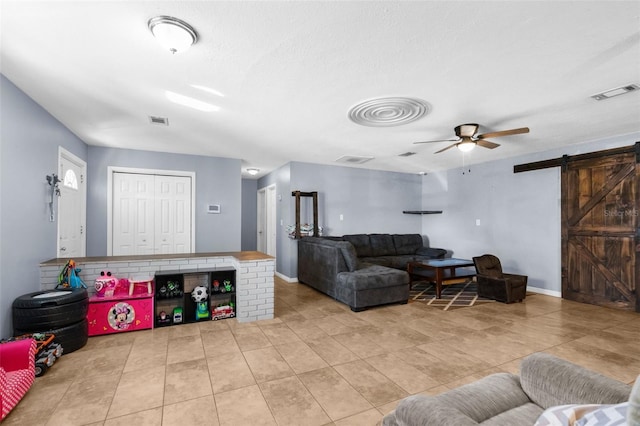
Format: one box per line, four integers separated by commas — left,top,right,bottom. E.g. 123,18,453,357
591,84,639,101
149,116,169,125
335,155,374,164
398,151,416,157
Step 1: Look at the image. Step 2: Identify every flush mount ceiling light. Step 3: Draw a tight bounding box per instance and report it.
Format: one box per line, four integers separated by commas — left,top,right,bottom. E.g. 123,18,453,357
148,16,198,54
591,84,639,101
348,97,430,127
246,168,260,176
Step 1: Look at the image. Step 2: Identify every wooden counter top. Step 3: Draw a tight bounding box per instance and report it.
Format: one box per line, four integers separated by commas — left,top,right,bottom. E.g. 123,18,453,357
41,251,273,266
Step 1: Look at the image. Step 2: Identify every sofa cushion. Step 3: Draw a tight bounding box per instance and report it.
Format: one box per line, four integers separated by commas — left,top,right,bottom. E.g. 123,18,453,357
338,242,359,272
337,264,407,291
369,234,396,256
393,234,423,255
343,234,373,257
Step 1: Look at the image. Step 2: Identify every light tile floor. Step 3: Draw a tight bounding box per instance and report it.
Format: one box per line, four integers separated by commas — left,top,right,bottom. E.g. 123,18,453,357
5,277,640,425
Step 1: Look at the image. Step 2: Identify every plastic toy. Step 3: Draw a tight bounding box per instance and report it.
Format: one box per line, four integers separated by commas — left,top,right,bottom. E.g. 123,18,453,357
212,304,235,321
172,307,183,324
1,333,63,377
212,280,220,293
191,285,210,321
166,280,183,298
157,310,171,326
94,270,118,297
57,259,87,289
222,280,234,293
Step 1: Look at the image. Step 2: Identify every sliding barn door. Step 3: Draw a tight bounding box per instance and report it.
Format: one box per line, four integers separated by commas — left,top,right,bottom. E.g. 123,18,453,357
561,150,639,311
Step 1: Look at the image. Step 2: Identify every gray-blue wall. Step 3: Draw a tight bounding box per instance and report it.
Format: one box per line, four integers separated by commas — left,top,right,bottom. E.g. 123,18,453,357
260,161,424,279
0,75,88,337
241,179,258,251
87,147,242,255
422,132,640,295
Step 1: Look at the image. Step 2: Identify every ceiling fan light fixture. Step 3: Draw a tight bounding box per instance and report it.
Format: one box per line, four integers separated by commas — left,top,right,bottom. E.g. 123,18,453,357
457,141,475,152
148,16,198,54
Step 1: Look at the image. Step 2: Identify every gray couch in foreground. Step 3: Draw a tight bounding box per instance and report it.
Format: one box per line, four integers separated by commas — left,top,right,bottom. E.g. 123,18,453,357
297,234,445,311
382,352,634,426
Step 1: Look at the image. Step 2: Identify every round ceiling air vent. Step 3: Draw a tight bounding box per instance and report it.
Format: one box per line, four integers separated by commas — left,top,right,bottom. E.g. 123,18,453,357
348,97,430,127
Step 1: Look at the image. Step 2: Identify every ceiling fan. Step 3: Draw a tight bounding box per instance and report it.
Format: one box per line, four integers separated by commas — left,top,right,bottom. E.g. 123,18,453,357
413,123,530,153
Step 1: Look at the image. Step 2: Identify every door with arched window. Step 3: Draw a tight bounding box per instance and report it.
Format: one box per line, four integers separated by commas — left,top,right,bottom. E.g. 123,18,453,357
58,147,86,258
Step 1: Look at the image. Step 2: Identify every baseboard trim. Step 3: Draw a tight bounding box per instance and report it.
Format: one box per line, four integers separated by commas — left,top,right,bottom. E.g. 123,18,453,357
275,271,298,283
528,286,561,298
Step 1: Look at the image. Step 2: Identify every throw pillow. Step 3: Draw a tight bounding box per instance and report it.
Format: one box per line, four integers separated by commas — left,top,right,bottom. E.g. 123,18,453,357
534,403,629,426
339,243,359,272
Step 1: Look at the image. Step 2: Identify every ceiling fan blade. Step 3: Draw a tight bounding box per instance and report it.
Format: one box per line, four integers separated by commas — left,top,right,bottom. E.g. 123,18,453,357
434,143,458,154
476,139,500,149
413,138,459,145
477,127,529,139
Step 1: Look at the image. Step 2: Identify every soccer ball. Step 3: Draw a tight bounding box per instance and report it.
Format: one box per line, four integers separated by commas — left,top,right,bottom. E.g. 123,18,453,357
191,285,209,303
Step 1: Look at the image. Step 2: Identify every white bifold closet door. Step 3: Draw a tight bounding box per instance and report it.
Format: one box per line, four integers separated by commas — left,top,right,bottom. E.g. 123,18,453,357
112,173,191,255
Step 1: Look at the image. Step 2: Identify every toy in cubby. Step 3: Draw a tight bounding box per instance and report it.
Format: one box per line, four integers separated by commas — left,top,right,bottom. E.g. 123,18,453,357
158,280,183,299
191,285,210,321
211,302,235,320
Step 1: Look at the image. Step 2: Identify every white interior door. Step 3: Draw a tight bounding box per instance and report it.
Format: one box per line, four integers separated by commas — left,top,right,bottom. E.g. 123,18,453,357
57,148,86,258
257,184,277,257
112,172,191,255
266,185,277,257
113,173,155,255
155,175,191,254
257,188,266,253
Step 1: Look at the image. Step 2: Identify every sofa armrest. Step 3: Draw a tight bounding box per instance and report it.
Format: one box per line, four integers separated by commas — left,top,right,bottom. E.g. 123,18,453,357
416,247,447,259
520,353,631,409
384,373,528,425
382,395,479,426
0,339,35,372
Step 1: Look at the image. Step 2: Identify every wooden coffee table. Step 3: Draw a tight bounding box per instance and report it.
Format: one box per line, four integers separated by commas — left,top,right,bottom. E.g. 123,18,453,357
407,258,476,298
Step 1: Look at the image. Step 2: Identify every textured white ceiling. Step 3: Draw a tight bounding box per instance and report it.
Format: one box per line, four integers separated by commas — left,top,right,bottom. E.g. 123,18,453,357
1,1,639,178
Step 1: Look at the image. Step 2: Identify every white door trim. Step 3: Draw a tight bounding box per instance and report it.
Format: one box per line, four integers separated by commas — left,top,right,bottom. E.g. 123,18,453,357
107,166,196,255
257,184,277,257
57,147,86,257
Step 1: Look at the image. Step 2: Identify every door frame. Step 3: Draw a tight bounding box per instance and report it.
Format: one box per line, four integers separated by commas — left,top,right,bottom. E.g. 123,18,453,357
107,166,196,255
57,147,87,257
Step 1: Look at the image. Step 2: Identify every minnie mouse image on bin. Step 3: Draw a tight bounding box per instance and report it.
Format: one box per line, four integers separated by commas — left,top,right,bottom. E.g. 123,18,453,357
107,302,135,330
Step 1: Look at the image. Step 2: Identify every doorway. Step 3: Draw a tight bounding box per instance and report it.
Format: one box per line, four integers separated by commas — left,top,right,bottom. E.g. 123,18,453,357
108,167,195,256
561,148,639,311
257,184,277,257
57,147,86,258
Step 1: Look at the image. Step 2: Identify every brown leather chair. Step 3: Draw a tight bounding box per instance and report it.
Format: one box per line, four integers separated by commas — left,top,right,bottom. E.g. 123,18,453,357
472,254,527,303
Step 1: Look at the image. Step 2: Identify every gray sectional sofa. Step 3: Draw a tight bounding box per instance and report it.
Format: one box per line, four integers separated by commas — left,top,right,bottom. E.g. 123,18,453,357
297,234,446,311
382,352,635,426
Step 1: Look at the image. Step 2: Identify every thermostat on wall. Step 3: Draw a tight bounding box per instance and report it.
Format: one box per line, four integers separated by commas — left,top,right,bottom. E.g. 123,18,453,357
207,204,221,214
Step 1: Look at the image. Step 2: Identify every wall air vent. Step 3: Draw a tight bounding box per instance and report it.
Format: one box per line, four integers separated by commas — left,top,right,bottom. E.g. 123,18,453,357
335,155,374,164
149,116,169,125
398,151,416,157
591,84,639,101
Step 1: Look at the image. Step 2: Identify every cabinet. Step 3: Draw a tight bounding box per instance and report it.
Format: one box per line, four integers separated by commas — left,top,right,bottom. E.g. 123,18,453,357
154,269,235,327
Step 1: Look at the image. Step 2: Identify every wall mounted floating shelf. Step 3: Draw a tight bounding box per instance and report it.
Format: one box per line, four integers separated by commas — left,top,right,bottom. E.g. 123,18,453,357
402,210,443,214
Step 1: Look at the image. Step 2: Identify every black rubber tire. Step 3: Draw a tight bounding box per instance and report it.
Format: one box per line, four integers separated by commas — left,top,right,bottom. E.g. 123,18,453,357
35,362,48,377
12,289,88,309
12,298,88,331
15,319,88,354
